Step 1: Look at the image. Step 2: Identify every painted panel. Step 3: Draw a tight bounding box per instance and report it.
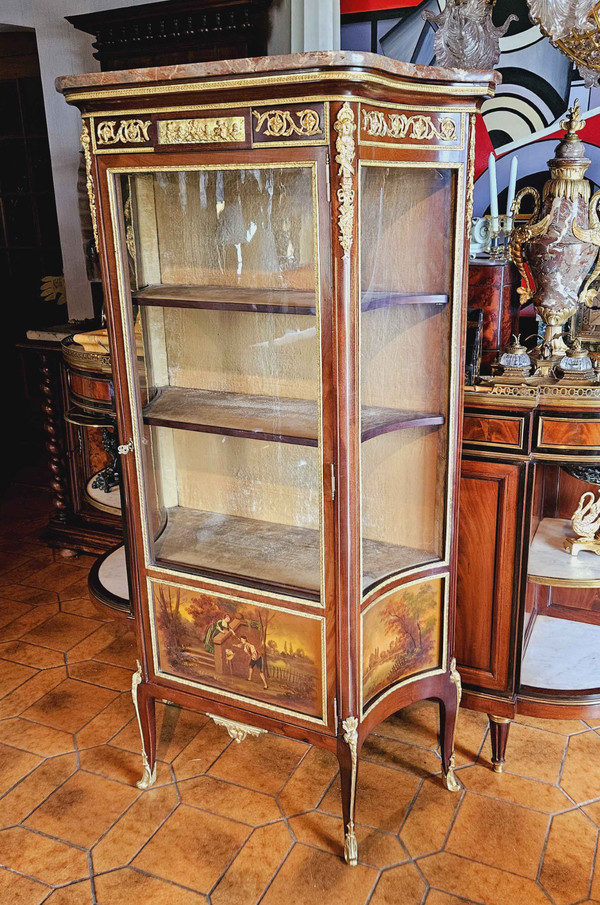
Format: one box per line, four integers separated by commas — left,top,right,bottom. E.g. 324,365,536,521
150,580,325,721
362,576,444,711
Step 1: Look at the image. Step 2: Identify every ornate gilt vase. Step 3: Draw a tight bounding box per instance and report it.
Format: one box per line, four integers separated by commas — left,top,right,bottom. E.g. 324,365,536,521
510,101,600,356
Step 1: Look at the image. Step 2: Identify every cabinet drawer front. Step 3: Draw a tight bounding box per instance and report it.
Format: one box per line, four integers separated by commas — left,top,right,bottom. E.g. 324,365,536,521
462,412,526,452
536,415,600,453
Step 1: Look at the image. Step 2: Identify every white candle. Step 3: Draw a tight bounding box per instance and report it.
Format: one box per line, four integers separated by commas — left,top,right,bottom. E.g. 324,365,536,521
506,156,518,227
488,152,499,231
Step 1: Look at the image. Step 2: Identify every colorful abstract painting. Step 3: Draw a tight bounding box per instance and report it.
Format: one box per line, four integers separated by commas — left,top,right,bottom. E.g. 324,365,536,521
151,581,324,719
362,577,443,708
342,0,600,217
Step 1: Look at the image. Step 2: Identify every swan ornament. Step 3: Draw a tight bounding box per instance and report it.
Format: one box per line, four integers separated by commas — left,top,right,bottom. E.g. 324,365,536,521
565,490,600,556
571,491,600,540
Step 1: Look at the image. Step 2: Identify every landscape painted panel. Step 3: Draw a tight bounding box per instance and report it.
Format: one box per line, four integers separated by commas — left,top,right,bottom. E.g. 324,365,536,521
362,577,443,710
151,581,324,720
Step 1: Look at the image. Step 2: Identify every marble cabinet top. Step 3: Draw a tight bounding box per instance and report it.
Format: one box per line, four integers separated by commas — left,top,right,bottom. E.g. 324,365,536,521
56,49,499,94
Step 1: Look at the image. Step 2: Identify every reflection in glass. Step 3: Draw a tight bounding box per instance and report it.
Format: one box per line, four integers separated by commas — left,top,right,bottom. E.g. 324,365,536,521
120,166,322,600
360,164,455,592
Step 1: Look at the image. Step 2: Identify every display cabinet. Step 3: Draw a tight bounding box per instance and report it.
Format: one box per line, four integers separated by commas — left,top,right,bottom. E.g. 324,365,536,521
58,51,496,863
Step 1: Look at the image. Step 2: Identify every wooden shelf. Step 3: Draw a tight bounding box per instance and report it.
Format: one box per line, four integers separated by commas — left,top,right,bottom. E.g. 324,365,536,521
361,290,448,311
528,517,600,588
154,506,437,598
133,284,316,314
143,387,444,445
133,284,448,315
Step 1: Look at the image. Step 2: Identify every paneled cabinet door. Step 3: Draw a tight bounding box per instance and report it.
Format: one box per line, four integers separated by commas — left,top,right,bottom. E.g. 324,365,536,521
456,457,524,692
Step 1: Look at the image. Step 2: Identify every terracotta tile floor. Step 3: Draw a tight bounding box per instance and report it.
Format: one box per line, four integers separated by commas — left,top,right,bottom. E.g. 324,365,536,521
1,487,600,904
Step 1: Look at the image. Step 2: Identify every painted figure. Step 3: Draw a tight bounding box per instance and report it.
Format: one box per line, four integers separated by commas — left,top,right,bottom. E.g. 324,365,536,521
234,634,268,689
203,614,234,655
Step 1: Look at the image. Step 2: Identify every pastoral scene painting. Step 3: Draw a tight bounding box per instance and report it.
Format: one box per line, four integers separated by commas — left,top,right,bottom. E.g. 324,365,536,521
151,581,324,719
362,578,443,708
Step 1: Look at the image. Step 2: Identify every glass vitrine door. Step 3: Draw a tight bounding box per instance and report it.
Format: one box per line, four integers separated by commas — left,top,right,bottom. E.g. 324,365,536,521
115,163,325,602
359,162,456,592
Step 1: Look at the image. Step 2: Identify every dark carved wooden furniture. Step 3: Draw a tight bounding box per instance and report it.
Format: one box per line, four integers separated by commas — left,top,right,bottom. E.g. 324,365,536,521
17,336,124,563
66,0,272,72
18,332,130,620
15,339,71,517
458,386,600,772
58,51,496,862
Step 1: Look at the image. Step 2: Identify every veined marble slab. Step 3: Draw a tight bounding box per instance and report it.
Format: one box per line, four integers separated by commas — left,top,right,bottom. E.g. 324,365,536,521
521,615,600,690
529,518,600,586
56,50,499,94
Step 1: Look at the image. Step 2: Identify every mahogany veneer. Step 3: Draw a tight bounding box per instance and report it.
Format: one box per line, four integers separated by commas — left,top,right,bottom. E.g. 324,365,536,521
458,389,600,775
537,415,600,451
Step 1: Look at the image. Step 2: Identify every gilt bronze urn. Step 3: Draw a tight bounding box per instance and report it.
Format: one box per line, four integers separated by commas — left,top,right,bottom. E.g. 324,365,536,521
509,101,600,361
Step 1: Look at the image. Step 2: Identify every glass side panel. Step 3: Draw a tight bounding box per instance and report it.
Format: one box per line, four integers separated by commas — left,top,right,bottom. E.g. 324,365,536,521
359,164,455,592
118,165,322,601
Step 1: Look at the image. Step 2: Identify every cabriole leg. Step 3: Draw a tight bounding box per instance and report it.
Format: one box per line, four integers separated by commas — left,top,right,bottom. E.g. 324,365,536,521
439,657,462,792
488,715,511,773
338,716,359,866
132,660,157,790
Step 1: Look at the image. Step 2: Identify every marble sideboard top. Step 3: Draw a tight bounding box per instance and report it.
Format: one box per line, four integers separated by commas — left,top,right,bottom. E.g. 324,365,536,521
56,50,499,94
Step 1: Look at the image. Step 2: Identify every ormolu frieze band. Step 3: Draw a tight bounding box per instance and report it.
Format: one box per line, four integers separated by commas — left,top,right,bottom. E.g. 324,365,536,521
97,118,152,145
253,108,322,138
361,107,459,144
157,116,245,144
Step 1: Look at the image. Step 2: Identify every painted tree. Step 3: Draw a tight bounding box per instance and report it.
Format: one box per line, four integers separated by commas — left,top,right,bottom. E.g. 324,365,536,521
156,583,184,654
187,594,238,636
382,584,439,658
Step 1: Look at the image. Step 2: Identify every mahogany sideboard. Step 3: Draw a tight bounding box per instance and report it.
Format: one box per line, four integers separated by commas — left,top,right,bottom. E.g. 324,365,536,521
457,385,600,771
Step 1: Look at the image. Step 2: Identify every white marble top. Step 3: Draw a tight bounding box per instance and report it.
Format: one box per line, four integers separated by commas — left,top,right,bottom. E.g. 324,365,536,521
521,615,600,691
529,518,600,586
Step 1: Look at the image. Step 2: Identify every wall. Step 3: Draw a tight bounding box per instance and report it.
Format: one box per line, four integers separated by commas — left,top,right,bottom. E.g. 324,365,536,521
0,0,338,322
0,0,162,321
291,0,340,52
